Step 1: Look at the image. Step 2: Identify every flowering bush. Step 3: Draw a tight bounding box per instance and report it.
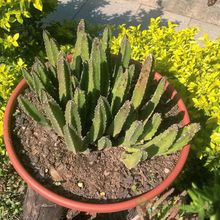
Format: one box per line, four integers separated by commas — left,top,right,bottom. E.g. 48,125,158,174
0,0,42,49
111,18,220,170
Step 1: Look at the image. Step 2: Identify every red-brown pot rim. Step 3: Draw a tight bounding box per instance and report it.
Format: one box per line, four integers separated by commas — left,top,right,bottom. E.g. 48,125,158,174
3,72,190,213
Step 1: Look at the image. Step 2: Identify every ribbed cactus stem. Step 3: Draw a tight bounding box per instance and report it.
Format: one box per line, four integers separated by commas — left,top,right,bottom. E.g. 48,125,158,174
136,125,178,157
32,72,46,99
139,113,162,142
57,53,72,105
140,77,166,121
131,54,153,109
73,87,86,124
33,58,47,85
97,136,112,150
101,26,112,53
100,42,109,97
63,124,85,153
43,92,65,137
88,38,101,96
79,62,88,91
86,97,108,143
18,22,200,169
166,123,200,154
111,69,129,114
120,35,131,68
123,120,144,147
33,58,55,95
74,19,89,62
71,75,79,89
107,100,131,137
121,150,143,169
65,100,82,136
126,64,135,98
22,68,35,91
43,30,59,67
18,96,49,127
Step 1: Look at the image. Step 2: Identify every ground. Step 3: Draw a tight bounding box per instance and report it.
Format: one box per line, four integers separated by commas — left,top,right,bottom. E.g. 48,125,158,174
43,0,220,40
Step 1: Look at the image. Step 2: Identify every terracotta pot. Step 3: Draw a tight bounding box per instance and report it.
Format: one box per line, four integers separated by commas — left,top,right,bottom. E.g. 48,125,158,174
3,72,190,213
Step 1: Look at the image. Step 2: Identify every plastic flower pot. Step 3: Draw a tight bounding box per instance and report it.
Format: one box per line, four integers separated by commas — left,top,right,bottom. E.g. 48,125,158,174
3,72,190,213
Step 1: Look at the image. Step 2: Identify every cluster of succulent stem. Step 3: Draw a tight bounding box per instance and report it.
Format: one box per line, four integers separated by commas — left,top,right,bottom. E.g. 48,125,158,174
18,20,200,169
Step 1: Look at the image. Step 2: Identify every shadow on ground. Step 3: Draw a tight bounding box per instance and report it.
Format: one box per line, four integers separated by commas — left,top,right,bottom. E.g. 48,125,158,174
43,0,181,28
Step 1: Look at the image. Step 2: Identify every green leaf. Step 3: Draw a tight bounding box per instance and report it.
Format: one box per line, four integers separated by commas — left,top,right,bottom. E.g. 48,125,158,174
33,0,43,11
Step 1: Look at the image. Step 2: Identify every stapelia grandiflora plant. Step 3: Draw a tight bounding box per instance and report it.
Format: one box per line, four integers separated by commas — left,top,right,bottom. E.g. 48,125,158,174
18,20,200,169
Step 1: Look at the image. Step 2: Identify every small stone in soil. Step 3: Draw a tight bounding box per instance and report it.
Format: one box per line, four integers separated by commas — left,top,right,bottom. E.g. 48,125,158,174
77,182,84,188
164,168,170,173
99,192,106,197
50,167,63,182
104,170,110,176
54,182,61,186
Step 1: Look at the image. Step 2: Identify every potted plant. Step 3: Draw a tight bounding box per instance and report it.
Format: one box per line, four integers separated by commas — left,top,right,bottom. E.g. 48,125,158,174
3,20,200,213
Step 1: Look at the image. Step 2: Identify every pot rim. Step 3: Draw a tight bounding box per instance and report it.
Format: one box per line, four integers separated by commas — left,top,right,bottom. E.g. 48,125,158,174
3,72,190,213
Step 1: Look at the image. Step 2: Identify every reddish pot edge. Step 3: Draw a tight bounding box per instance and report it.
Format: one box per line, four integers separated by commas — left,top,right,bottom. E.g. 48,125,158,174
3,72,190,213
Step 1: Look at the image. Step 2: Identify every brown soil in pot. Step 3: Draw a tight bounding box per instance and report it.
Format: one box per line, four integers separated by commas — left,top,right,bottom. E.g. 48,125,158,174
12,89,180,203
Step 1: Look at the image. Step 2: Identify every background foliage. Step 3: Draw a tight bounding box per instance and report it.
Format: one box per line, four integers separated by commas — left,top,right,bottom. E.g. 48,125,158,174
0,0,57,218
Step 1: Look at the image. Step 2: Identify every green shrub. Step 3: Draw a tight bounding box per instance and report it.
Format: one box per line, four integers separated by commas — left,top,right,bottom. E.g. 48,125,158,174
0,0,57,218
181,172,220,219
111,17,220,170
0,0,42,49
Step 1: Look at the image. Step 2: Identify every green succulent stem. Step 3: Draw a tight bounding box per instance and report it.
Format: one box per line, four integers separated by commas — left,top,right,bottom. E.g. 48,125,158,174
18,21,200,170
